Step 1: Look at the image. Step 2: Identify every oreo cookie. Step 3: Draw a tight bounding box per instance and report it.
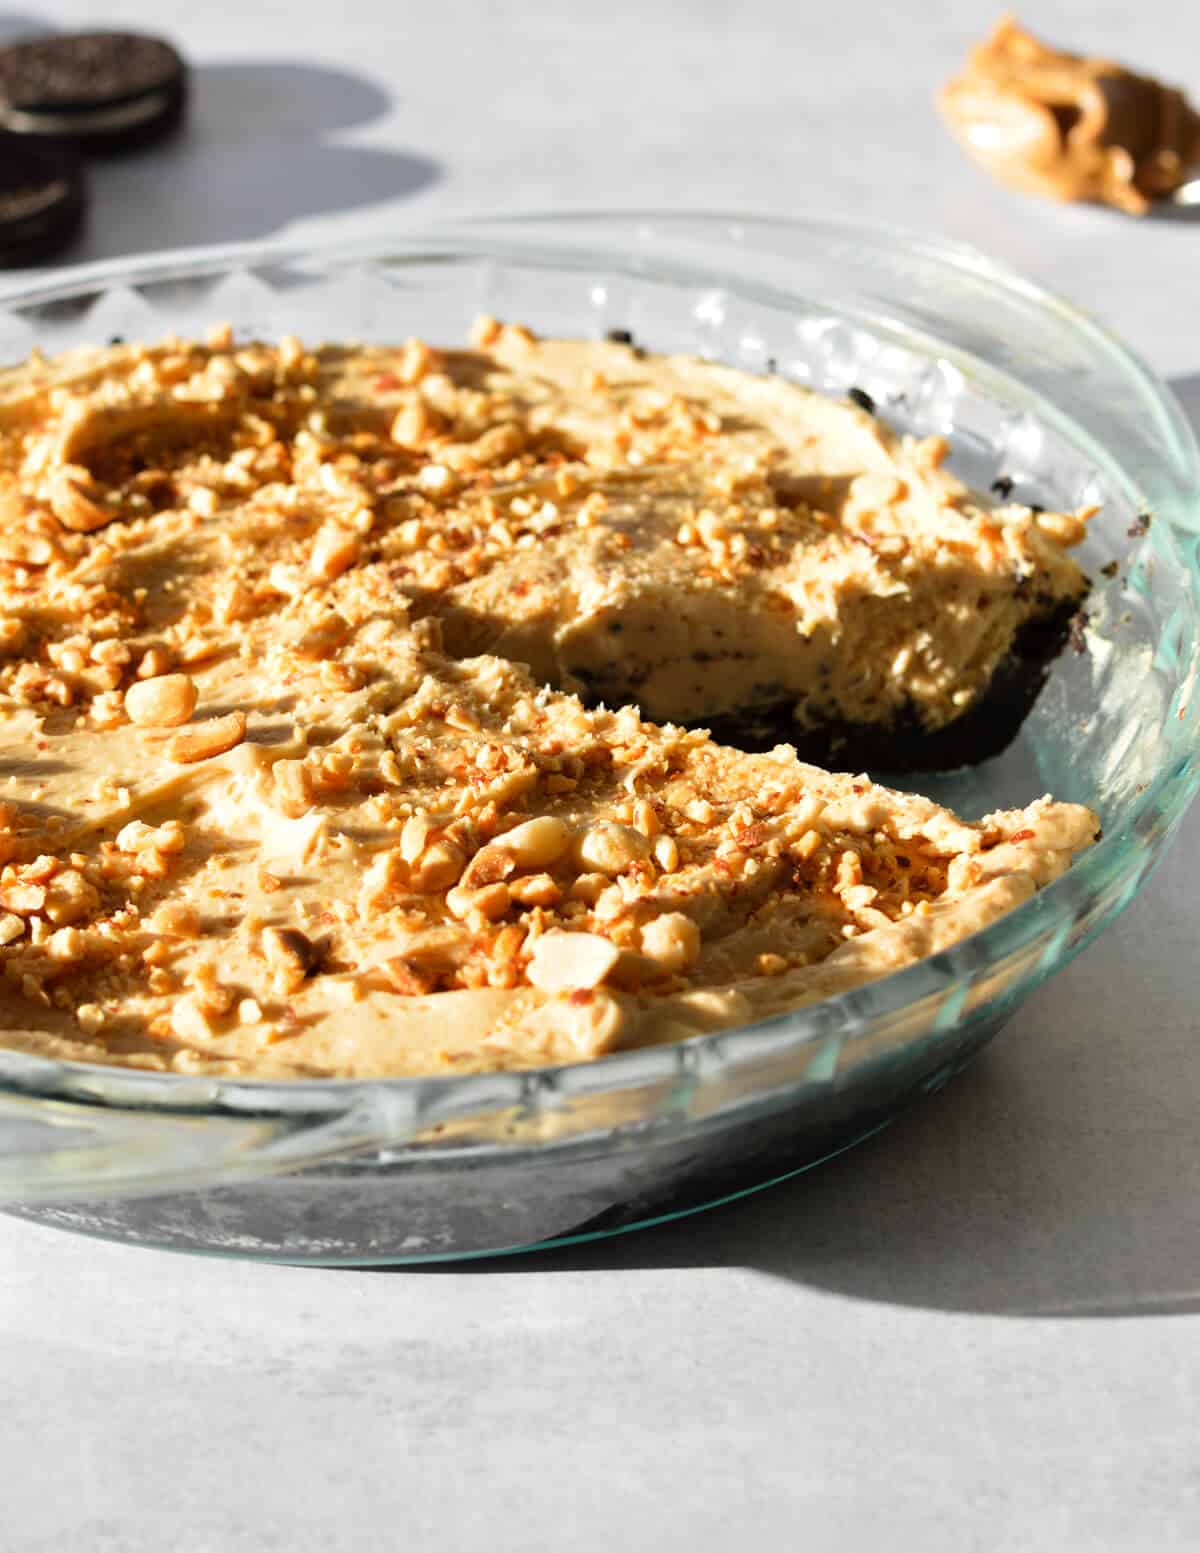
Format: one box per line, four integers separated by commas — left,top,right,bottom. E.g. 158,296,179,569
0,133,85,265
0,32,187,153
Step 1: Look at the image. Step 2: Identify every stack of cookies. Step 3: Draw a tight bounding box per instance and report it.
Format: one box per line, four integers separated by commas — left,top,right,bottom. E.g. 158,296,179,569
0,29,188,265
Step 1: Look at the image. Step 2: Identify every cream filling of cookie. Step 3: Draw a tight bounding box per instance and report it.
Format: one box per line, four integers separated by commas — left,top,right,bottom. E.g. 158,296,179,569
1,90,173,138
0,326,1098,1077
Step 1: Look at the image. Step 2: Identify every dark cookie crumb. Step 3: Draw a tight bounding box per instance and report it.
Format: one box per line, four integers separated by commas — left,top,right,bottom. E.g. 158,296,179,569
990,475,1014,499
688,600,1079,771
1068,611,1089,654
847,386,876,414
1099,559,1120,579
1127,512,1152,538
604,328,634,346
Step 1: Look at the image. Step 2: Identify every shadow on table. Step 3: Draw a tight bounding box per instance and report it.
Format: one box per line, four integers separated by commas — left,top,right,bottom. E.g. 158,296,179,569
72,60,440,257
407,800,1200,1320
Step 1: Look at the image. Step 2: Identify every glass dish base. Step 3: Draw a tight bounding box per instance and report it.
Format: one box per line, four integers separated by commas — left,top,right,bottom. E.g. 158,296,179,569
4,1007,1000,1264
0,214,1197,1262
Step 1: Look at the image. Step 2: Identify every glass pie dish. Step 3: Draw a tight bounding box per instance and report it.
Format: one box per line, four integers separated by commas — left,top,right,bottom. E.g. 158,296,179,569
0,213,1196,1264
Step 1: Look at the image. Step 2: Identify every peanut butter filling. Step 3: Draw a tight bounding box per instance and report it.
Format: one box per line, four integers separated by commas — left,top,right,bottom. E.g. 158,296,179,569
0,324,1099,1077
939,15,1200,214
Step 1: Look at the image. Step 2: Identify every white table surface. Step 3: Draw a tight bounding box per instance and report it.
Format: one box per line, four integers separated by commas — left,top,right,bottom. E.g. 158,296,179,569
3,2,1200,1548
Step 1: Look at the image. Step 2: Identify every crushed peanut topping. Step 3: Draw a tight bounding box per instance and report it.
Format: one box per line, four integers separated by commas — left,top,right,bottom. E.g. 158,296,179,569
0,325,1098,1077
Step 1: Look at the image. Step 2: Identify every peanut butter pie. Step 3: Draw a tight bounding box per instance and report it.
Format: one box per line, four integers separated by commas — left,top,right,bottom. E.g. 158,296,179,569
0,323,1098,1076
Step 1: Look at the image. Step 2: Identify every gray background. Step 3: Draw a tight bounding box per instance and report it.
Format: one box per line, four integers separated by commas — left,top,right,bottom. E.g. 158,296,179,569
3,2,1200,1548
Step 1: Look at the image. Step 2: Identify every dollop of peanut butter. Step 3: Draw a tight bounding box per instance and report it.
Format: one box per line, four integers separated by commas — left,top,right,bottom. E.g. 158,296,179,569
939,15,1200,214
